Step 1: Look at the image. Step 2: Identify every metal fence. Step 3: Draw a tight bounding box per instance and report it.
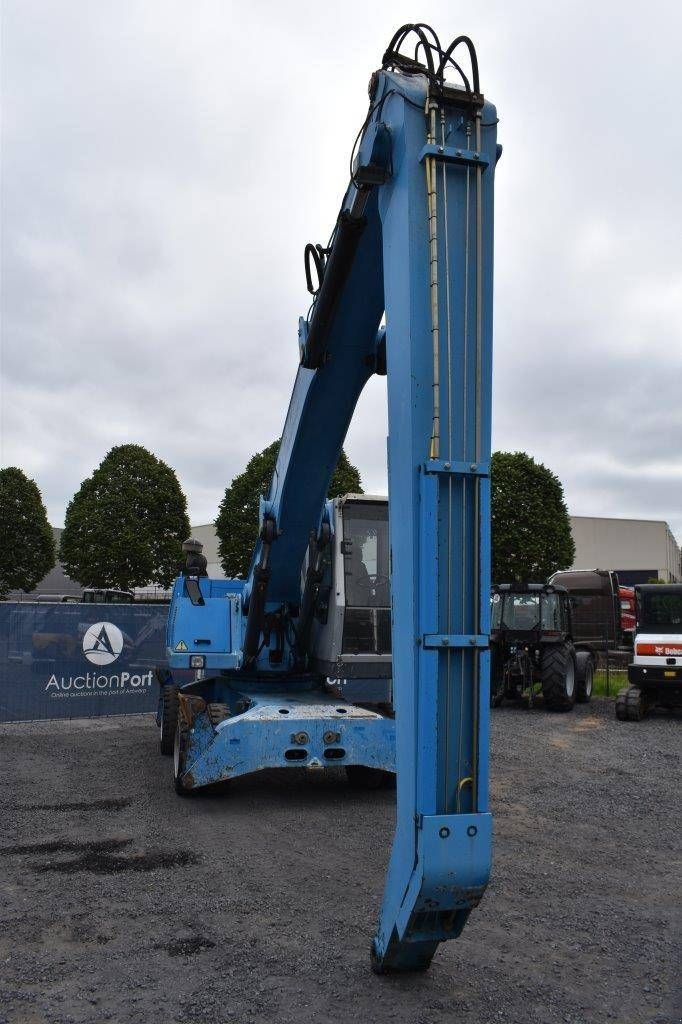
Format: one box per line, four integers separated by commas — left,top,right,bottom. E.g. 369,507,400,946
0,602,167,723
596,648,630,697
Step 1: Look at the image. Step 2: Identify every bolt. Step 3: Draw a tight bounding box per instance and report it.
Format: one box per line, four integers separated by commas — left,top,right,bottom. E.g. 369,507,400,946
291,731,309,745
467,825,478,837
441,637,449,646
444,461,451,469
439,827,450,839
470,463,477,472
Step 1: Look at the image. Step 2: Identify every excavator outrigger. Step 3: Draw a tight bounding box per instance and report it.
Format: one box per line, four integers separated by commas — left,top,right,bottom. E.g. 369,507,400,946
161,23,500,973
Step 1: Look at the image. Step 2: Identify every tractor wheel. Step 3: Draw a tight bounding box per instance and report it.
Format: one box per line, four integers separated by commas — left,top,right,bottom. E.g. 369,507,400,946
346,766,392,789
173,721,192,796
615,686,645,722
159,685,179,756
540,644,576,712
575,653,594,704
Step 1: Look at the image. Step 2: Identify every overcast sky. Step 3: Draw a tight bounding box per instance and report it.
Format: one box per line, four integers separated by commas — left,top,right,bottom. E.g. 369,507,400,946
2,1,681,542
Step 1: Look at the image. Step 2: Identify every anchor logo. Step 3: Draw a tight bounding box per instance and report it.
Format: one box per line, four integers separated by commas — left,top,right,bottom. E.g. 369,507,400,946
82,622,124,666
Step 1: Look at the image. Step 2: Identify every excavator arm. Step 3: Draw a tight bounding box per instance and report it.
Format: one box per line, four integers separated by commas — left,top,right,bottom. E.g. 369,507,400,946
165,23,500,973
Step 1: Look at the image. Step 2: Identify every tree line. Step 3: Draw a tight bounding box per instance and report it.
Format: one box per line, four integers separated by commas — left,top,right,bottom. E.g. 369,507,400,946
0,444,574,597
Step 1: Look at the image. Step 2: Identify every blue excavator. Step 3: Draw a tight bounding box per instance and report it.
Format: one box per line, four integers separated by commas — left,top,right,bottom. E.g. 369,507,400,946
159,23,500,973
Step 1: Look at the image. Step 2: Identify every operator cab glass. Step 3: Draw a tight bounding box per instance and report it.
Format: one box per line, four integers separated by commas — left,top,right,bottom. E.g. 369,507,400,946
491,590,564,632
492,592,540,631
341,501,391,654
638,590,682,634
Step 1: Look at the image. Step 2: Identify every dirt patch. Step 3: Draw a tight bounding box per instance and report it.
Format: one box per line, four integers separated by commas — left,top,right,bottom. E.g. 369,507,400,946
570,715,603,732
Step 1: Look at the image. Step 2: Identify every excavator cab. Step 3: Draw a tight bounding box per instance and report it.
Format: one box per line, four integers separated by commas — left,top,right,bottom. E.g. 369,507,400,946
310,495,392,704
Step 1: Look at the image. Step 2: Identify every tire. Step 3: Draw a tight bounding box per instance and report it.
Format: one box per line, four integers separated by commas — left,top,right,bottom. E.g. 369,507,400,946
173,721,191,795
575,653,594,704
346,766,392,789
540,643,576,712
159,685,179,756
615,686,645,722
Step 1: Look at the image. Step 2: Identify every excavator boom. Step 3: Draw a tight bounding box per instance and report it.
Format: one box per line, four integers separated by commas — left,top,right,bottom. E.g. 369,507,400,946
165,23,500,972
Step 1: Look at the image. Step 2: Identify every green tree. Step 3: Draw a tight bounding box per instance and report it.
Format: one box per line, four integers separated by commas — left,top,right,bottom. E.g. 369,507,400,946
0,468,56,596
60,445,190,590
216,441,362,577
491,451,574,583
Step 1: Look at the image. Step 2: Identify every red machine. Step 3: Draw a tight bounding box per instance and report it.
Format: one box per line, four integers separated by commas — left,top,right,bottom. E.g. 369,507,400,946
619,586,636,645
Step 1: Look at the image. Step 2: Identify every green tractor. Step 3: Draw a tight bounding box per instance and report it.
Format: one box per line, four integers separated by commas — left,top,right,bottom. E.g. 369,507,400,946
490,583,595,711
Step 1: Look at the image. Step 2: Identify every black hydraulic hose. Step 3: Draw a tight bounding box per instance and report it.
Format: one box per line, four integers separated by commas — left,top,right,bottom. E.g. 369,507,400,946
436,36,480,94
296,562,324,663
296,525,331,663
243,563,270,665
382,23,436,80
303,209,367,370
243,517,277,666
381,24,479,100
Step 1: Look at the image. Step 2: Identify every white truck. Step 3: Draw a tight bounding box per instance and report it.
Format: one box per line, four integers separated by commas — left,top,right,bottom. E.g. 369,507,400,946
617,583,682,720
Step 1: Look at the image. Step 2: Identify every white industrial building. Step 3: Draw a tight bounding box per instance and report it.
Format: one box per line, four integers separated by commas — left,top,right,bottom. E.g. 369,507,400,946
193,514,681,586
191,523,227,578
569,515,681,584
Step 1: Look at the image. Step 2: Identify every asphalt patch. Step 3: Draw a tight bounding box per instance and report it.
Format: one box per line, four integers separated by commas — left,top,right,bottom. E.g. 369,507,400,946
0,837,132,857
26,797,134,811
163,935,217,957
33,848,198,875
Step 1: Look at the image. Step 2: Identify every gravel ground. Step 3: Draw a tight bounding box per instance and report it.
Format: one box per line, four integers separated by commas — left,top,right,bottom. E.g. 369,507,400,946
0,699,679,1024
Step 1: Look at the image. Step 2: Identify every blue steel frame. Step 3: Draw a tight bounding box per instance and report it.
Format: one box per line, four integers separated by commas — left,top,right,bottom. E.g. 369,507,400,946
370,72,498,972
165,59,498,972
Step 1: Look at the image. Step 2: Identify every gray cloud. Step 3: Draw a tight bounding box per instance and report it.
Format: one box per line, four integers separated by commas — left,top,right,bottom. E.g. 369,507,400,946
2,0,681,545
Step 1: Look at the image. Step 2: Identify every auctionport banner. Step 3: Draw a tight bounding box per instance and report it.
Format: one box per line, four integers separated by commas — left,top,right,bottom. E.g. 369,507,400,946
0,603,168,722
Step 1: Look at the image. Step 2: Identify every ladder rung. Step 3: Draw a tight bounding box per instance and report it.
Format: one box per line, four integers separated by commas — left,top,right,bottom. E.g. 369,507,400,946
422,634,488,649
424,459,489,476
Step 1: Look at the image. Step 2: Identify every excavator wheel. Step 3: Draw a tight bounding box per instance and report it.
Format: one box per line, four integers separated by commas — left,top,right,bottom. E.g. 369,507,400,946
540,643,576,712
159,685,179,756
615,686,645,722
346,766,392,789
